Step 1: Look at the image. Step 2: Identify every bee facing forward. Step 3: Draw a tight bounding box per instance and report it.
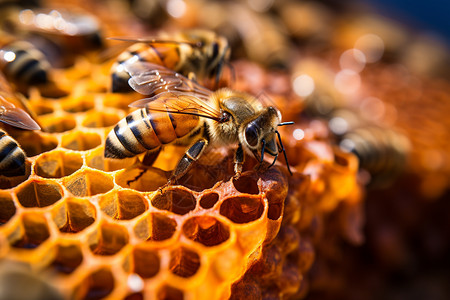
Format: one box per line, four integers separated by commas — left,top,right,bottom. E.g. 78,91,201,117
0,90,40,177
105,62,293,184
110,29,231,93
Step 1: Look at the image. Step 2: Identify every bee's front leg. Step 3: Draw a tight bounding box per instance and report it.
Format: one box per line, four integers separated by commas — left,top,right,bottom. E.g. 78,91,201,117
233,144,244,179
166,138,209,185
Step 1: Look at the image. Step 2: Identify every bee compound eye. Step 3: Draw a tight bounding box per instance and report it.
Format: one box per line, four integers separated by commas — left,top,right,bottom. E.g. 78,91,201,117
245,124,259,147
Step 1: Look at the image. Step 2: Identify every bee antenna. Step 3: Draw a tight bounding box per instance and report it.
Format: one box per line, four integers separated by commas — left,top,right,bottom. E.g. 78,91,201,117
278,121,294,126
275,131,293,175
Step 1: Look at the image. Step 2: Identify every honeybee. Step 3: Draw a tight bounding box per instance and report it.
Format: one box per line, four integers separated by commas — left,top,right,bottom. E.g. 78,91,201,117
0,32,51,91
8,8,104,67
339,124,410,188
0,84,41,177
105,62,293,185
110,29,231,93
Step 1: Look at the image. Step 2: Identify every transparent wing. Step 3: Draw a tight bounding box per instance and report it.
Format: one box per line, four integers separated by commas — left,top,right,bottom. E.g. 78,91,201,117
130,92,222,122
123,61,212,100
0,96,40,130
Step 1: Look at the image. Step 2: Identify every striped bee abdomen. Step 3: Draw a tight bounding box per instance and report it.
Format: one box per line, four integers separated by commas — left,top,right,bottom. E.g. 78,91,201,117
1,41,50,86
111,43,180,93
104,108,200,159
339,126,410,188
0,130,26,177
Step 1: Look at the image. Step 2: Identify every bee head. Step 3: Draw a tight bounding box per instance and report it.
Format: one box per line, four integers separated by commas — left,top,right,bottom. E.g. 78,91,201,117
240,106,293,174
241,106,280,157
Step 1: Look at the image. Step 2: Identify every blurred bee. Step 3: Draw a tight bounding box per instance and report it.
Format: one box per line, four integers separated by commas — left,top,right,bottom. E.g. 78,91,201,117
338,124,410,188
3,8,104,68
110,29,231,93
292,59,410,187
0,32,51,91
328,109,410,188
105,62,293,185
182,2,290,69
0,78,41,176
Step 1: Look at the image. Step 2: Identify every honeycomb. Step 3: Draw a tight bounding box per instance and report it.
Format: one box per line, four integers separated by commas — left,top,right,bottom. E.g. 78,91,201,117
2,0,448,299
0,21,363,299
0,53,293,300
0,33,361,300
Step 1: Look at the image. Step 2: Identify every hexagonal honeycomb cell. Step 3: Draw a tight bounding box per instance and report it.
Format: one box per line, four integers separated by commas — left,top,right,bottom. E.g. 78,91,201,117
16,179,64,208
34,150,83,178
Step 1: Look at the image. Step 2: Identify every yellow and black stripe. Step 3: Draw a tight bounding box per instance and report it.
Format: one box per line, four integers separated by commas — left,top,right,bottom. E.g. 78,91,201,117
0,130,26,177
104,107,200,159
111,42,181,93
1,41,50,86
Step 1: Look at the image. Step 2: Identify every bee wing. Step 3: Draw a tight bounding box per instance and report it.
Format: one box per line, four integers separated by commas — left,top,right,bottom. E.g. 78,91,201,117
0,106,41,130
123,61,212,100
130,92,223,122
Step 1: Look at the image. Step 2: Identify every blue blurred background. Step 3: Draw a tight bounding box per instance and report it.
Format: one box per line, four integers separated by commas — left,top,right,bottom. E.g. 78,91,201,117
366,0,450,44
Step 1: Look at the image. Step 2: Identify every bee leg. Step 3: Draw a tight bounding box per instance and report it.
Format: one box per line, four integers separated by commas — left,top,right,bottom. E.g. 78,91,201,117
233,144,244,179
158,181,170,194
126,148,161,185
167,138,208,184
